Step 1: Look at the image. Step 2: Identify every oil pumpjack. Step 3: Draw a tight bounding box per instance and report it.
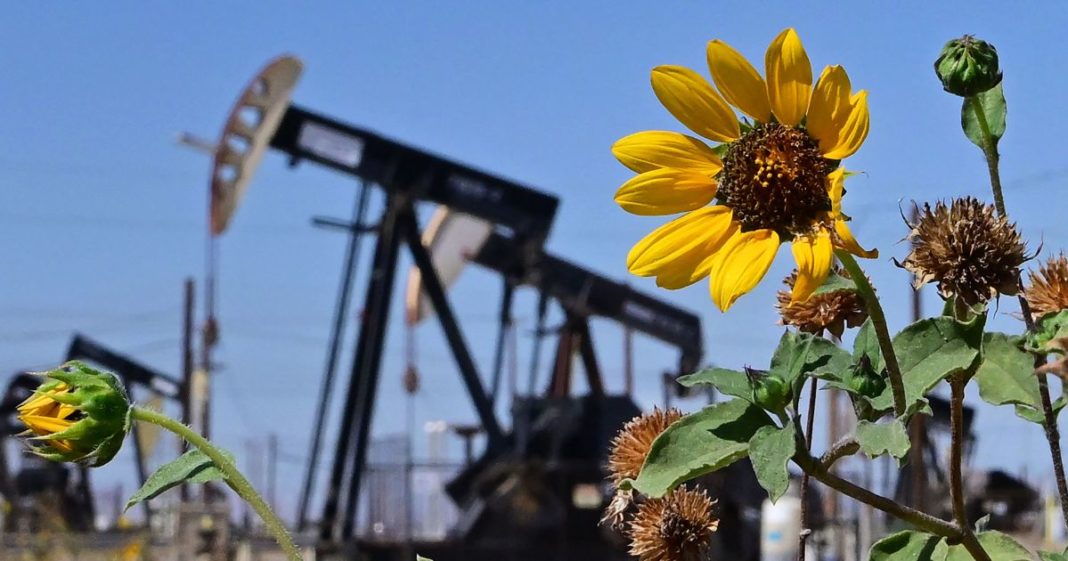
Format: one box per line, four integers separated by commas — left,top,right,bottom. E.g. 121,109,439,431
201,55,767,560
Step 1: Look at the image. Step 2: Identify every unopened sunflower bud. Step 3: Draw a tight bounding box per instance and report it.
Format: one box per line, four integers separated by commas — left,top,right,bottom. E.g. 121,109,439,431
17,361,131,466
845,356,886,399
746,367,790,413
934,35,1002,97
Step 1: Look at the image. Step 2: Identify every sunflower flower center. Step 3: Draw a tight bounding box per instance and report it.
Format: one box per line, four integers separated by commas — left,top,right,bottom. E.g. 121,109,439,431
717,123,833,239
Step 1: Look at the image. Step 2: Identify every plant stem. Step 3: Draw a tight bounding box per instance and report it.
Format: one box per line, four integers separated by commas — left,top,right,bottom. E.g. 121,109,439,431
819,436,860,469
131,407,303,561
835,250,907,416
968,96,1006,218
948,376,991,561
968,98,1068,526
797,379,818,561
793,453,960,538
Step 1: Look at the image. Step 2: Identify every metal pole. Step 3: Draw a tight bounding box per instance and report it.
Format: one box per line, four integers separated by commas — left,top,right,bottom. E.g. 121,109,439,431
181,278,195,501
297,180,371,531
489,280,515,405
623,325,634,396
402,210,505,447
527,291,550,396
268,433,278,513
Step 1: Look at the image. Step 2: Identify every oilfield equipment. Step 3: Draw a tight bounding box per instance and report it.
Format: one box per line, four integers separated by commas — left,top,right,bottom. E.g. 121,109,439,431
201,55,716,560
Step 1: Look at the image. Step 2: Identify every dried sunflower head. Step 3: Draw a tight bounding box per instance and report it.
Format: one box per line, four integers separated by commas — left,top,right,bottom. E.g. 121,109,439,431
1024,254,1068,319
899,197,1027,307
608,408,684,485
777,266,868,339
629,486,719,561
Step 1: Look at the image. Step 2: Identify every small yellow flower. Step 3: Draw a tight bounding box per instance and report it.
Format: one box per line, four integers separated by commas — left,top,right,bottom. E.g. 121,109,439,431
614,28,876,311
16,361,131,466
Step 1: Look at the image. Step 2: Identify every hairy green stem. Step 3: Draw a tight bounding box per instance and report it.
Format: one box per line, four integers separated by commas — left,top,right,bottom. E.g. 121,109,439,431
131,407,303,561
797,379,818,561
835,250,907,416
948,377,991,561
793,453,960,538
819,436,860,469
968,99,1068,528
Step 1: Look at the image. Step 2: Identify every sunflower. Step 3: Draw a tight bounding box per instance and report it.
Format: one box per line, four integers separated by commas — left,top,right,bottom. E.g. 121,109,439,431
614,28,876,311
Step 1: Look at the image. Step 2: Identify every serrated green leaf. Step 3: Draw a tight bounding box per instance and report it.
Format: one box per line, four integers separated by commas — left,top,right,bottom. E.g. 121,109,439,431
748,424,796,503
126,448,233,510
870,316,984,412
634,399,771,497
812,272,857,297
943,531,1030,561
678,368,754,404
962,83,1006,149
855,419,910,459
869,530,945,561
975,333,1040,409
769,331,851,387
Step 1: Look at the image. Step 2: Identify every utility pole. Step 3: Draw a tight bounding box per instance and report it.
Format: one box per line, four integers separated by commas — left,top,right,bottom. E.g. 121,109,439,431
267,433,278,513
181,278,195,501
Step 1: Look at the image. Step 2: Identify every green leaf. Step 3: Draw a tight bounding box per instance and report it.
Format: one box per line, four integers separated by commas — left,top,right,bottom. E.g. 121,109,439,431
1016,396,1068,424
853,319,885,372
870,316,984,412
1027,309,1068,354
962,83,1006,149
678,368,754,404
769,331,851,387
416,556,434,561
855,419,910,459
942,531,1030,561
126,448,233,510
869,530,945,561
634,399,771,497
812,272,857,297
1038,548,1068,561
975,333,1040,409
748,424,796,503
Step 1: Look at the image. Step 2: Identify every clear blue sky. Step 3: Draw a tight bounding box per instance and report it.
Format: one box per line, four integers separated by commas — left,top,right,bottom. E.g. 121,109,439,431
3,2,1067,521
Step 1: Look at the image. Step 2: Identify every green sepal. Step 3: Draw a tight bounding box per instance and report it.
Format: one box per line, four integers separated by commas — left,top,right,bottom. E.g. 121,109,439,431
811,272,857,297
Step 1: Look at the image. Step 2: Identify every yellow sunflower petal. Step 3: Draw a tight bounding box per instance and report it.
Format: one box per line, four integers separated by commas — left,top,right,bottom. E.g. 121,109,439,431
706,40,771,123
806,66,851,153
18,393,58,415
611,131,723,174
651,65,740,143
827,167,846,215
627,206,735,277
823,91,869,160
709,229,781,311
834,219,878,259
615,168,717,216
765,28,812,127
791,228,834,301
655,222,740,289
20,414,75,435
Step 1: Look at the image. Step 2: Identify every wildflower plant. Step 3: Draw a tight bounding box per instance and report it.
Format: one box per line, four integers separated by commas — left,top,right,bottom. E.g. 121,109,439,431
607,29,1068,561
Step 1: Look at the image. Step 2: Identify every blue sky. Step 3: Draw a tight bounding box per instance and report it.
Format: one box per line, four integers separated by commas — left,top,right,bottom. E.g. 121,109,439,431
3,2,1068,521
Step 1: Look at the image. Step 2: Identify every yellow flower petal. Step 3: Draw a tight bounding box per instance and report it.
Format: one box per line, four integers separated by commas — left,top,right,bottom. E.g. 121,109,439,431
765,28,812,127
615,168,717,216
20,414,75,435
709,229,781,311
806,65,851,154
826,168,877,258
791,229,834,301
823,91,869,160
611,131,723,174
834,219,878,259
651,65,740,143
706,40,771,123
627,206,735,279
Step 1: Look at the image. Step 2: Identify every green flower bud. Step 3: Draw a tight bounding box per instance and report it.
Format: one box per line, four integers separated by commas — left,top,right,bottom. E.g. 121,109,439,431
934,35,1002,97
747,368,790,412
16,361,131,467
846,355,886,399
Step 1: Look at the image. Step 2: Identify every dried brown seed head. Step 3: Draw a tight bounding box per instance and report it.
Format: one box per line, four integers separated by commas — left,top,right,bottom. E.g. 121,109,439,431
1024,254,1068,319
900,197,1027,307
628,486,719,561
608,408,684,485
777,266,868,339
